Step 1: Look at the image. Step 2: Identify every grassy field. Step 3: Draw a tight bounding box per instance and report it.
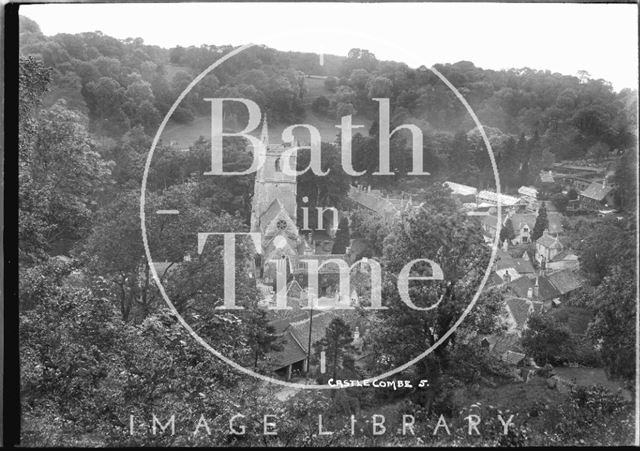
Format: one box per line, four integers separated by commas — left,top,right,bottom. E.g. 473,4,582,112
160,75,373,148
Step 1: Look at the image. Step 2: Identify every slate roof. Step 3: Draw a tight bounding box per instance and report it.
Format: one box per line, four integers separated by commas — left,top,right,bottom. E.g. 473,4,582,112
267,310,361,370
537,233,563,249
546,269,584,295
266,329,308,370
506,277,560,302
487,271,504,287
495,250,535,274
348,186,397,215
505,297,544,330
550,250,578,262
580,181,614,202
288,311,361,354
492,334,523,355
482,333,524,356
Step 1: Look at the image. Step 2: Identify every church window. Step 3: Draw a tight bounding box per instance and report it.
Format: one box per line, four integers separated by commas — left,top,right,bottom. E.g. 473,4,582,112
276,219,288,231
275,158,280,172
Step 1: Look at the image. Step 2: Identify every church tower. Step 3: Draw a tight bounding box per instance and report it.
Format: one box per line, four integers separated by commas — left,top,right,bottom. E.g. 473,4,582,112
250,115,298,231
250,116,300,281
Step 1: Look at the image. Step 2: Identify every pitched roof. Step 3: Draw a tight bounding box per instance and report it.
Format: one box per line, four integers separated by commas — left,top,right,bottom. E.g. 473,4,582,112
537,233,563,249
550,250,578,262
505,297,535,330
509,213,536,231
495,250,535,274
506,276,560,302
517,186,538,198
539,171,555,183
153,261,176,277
487,271,504,287
266,329,308,370
288,311,360,353
580,181,614,202
502,350,526,365
443,181,478,196
483,333,524,356
259,198,287,228
477,190,523,206
348,186,397,215
546,269,584,295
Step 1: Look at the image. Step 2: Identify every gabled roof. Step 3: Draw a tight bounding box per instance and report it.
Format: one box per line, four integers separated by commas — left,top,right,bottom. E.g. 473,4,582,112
287,311,360,353
444,181,478,196
509,213,536,231
505,297,541,330
487,271,504,287
477,190,523,206
266,329,308,370
259,198,288,230
580,181,614,202
495,250,535,274
537,233,563,249
506,276,560,302
482,333,523,355
502,350,526,365
153,261,176,277
539,171,555,183
546,269,584,295
550,250,578,262
348,186,397,215
518,186,538,198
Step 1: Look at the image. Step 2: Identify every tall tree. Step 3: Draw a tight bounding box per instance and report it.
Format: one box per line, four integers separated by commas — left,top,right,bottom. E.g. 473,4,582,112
499,217,516,244
532,202,549,241
331,217,351,254
314,318,355,380
522,313,575,365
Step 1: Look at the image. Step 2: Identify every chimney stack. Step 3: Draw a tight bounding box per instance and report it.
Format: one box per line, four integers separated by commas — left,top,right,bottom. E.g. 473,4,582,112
534,276,539,298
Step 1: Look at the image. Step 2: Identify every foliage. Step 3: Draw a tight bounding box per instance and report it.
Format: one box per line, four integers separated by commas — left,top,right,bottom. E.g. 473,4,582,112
531,202,548,241
19,56,112,262
313,318,356,381
550,192,569,213
331,217,351,254
587,264,636,381
348,208,391,256
521,313,575,366
499,217,516,244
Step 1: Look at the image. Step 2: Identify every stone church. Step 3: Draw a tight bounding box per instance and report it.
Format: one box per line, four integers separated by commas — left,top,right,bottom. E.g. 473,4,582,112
250,117,310,285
